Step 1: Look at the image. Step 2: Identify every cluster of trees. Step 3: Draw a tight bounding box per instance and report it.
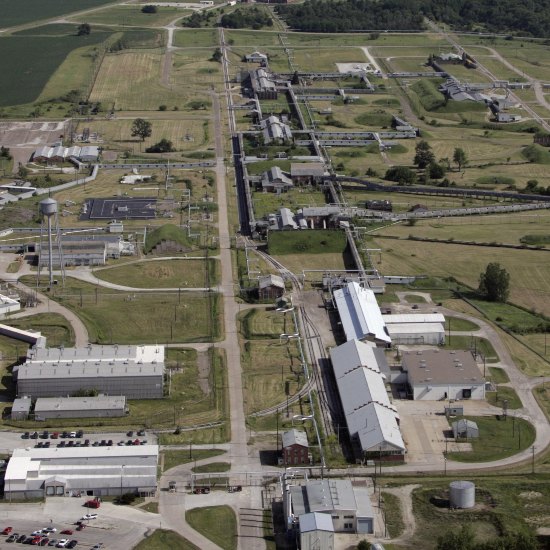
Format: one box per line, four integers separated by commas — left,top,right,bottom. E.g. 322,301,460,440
183,10,216,28
141,5,158,13
0,146,12,161
523,178,550,196
384,141,468,185
277,0,550,36
437,525,537,550
220,7,273,29
76,23,91,36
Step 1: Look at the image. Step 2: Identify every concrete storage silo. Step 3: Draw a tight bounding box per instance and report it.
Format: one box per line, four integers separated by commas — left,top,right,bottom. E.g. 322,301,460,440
449,480,475,509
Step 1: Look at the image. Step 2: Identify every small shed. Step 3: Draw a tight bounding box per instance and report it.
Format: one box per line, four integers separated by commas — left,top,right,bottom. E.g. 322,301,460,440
258,274,285,300
452,419,479,439
11,397,32,420
299,512,334,550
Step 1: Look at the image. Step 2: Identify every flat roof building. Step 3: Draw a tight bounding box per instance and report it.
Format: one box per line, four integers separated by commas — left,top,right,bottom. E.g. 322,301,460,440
386,322,445,346
34,396,127,420
402,349,485,401
334,282,391,346
299,512,334,550
0,293,21,317
38,240,107,267
11,397,31,420
5,445,158,500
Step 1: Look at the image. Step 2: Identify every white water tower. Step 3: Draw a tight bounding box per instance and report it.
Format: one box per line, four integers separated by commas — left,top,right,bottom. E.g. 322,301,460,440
38,197,64,287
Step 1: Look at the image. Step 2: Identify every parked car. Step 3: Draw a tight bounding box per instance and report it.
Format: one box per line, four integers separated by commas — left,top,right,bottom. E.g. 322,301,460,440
21,432,30,439
91,544,103,550
83,440,90,447
40,431,49,439
47,540,58,547
32,531,43,536
126,431,134,437
75,525,85,532
137,429,145,436
2,526,13,535
76,431,83,438
59,531,72,536
50,433,59,439
42,528,56,534
58,441,66,448
67,541,77,549
69,432,77,438
56,540,68,548
6,533,18,542
17,535,27,543
61,432,69,439
107,440,113,446
81,514,97,521
40,540,49,547
30,432,39,439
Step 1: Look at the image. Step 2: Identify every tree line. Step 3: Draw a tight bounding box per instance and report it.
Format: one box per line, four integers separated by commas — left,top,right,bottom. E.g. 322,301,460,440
276,0,550,36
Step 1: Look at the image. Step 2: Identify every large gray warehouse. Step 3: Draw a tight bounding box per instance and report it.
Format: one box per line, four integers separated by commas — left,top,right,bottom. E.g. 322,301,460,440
4,445,158,500
15,345,165,399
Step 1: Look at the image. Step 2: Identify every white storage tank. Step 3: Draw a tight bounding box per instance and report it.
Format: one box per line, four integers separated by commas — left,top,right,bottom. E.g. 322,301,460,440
39,198,58,217
449,480,475,509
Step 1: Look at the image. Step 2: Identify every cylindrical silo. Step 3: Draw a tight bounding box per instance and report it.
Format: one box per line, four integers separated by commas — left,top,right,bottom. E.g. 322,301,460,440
449,480,475,509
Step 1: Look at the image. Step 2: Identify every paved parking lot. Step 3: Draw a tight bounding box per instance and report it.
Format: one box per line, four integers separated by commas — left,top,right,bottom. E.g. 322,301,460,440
0,498,160,549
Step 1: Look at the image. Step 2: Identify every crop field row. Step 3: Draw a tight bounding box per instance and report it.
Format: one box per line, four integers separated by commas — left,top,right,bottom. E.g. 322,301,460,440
0,0,114,29
0,33,112,107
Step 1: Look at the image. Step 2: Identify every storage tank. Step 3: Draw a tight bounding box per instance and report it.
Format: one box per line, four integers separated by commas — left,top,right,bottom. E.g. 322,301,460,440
39,198,58,217
449,480,475,509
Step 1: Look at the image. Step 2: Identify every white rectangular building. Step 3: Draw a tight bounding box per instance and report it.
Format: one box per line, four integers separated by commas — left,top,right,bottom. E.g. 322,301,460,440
334,282,391,346
402,349,485,401
329,340,405,459
5,445,158,500
34,396,127,420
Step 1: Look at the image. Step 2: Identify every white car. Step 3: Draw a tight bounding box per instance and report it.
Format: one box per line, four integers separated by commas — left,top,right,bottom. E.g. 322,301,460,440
43,527,57,533
32,530,43,536
81,514,97,520
56,540,69,548
69,432,77,438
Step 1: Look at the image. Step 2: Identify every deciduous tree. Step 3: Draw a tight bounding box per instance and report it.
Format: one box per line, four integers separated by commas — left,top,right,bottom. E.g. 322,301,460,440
478,262,510,302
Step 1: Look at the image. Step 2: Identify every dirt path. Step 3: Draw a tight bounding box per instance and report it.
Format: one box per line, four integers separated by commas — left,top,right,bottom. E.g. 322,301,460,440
383,484,420,544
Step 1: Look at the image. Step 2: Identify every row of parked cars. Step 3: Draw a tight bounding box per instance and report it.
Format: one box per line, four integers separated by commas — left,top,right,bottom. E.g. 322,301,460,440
2,527,77,547
22,431,84,440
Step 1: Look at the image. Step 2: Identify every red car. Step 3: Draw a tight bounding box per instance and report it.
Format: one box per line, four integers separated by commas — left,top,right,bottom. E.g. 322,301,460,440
2,527,12,535
60,530,73,535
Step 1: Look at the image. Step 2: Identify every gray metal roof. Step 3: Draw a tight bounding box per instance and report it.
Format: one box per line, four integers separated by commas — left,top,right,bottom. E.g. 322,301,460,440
329,339,382,379
259,274,285,289
12,397,32,413
282,429,308,449
382,313,445,324
16,362,163,380
291,479,358,515
334,282,391,344
299,512,334,533
403,349,484,387
35,395,126,413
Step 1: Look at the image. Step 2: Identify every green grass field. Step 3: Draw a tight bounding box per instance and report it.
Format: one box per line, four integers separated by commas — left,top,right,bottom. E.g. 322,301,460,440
186,506,237,550
486,386,522,410
191,461,231,473
447,416,535,462
488,367,510,384
240,308,295,340
21,277,221,345
94,259,219,288
162,449,225,472
133,529,200,550
444,335,499,362
78,6,190,27
268,229,347,255
173,29,218,47
0,0,115,29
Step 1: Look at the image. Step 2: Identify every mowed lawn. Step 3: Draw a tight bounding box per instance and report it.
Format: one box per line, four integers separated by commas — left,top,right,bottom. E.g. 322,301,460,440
0,0,114,28
89,51,189,110
94,259,220,288
0,33,112,107
372,237,550,316
22,277,222,344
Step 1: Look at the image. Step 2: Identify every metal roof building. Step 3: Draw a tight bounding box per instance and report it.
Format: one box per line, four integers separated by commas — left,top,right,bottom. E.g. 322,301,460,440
288,479,374,534
402,349,485,401
261,166,293,192
382,313,445,325
4,445,158,500
452,419,479,439
333,282,391,346
329,340,405,458
0,293,21,317
16,345,165,399
299,512,334,550
11,397,31,420
260,115,292,143
34,396,127,420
